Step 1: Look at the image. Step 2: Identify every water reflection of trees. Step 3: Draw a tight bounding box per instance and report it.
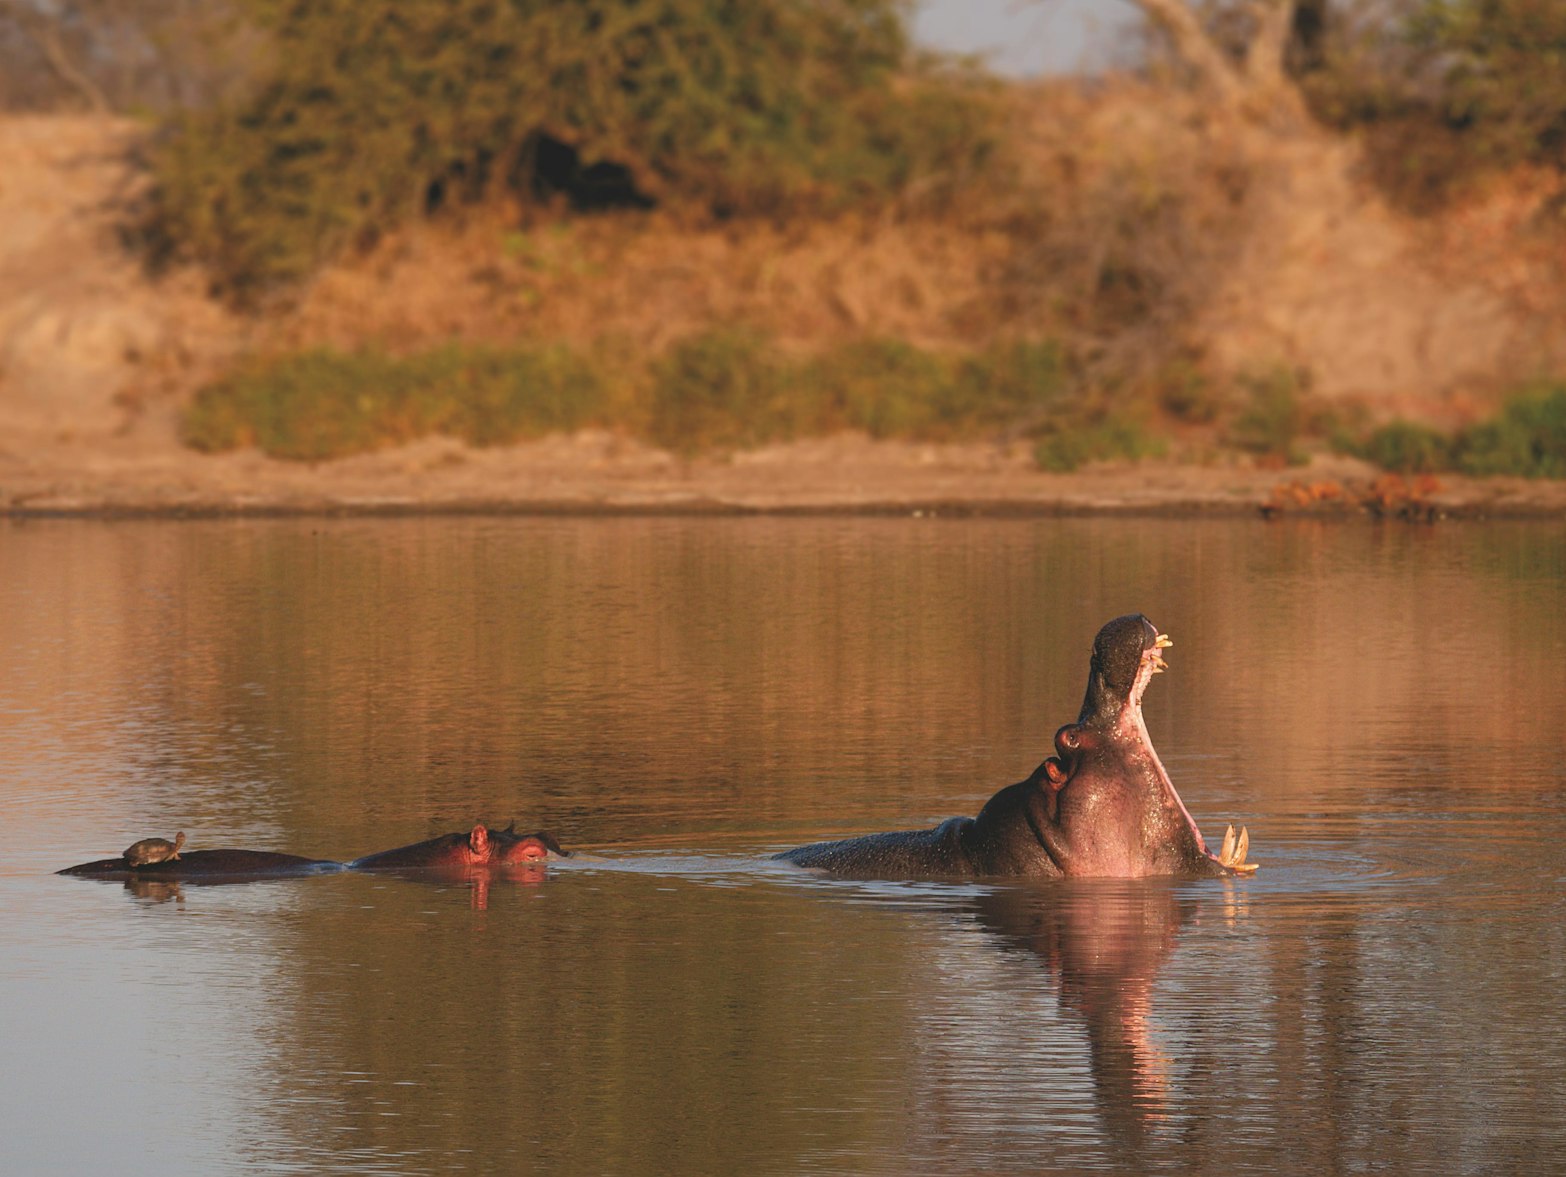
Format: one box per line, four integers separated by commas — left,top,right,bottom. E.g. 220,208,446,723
9,517,1566,1172
27,517,1554,860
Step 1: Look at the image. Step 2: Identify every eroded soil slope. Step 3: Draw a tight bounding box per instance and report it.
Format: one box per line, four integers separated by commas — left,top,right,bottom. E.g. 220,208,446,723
1,100,1563,515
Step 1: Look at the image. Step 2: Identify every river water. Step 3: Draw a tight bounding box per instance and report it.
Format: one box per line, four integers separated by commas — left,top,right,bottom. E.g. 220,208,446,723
1,516,1563,1175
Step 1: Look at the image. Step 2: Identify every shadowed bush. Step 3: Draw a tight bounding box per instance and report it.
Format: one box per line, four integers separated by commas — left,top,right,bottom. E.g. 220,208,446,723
1455,385,1566,478
1339,385,1566,479
1356,420,1453,474
1303,0,1566,211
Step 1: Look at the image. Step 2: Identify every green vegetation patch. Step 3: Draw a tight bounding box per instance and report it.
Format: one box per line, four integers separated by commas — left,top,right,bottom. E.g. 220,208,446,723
1304,0,1566,210
182,332,1101,463
144,0,1000,301
645,329,804,455
1224,367,1313,466
1455,385,1566,478
1343,385,1566,479
1033,414,1164,473
1356,420,1454,475
183,344,606,461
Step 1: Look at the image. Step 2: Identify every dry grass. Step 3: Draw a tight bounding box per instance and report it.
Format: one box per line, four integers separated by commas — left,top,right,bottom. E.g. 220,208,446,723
266,80,1251,382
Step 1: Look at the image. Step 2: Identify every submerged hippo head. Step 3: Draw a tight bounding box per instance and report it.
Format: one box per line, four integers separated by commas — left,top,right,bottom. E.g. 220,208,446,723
1035,614,1253,878
349,824,570,872
469,824,568,866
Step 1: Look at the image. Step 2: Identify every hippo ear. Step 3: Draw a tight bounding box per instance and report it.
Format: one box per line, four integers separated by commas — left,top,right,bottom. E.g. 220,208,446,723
1043,758,1068,789
503,821,516,835
531,831,569,858
468,825,490,855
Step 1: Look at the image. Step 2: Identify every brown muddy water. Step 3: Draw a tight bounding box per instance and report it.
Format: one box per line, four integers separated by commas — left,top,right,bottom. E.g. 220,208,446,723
2,516,1564,1175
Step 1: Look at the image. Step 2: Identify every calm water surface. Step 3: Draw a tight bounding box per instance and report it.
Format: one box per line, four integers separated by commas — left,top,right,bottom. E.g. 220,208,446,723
1,516,1564,1175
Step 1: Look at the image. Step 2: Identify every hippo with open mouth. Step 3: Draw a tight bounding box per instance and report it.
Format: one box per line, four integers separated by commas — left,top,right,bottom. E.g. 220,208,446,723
777,614,1256,879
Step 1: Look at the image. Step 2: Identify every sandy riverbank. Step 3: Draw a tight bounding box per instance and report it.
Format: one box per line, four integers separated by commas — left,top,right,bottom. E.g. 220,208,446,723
4,427,1564,519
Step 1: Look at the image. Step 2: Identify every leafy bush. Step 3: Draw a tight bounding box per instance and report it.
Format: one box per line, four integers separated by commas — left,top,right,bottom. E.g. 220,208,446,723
182,344,606,460
1340,386,1566,479
810,338,955,439
1455,385,1566,478
1303,0,1566,210
180,332,1085,461
808,337,1071,441
1356,420,1453,474
144,0,999,301
1226,367,1311,465
959,340,1072,431
644,329,803,454
1033,415,1163,473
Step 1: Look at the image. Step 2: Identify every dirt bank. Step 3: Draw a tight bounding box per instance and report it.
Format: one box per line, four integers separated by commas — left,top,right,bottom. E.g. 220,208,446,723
2,109,1564,520
5,429,1565,518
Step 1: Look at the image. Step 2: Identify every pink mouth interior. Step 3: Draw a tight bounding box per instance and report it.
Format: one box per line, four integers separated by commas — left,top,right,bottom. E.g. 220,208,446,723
1119,645,1211,856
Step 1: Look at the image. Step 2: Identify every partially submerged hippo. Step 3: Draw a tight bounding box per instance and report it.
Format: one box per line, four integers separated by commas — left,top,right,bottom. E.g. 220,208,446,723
348,824,569,871
58,823,568,883
778,614,1257,879
58,848,341,882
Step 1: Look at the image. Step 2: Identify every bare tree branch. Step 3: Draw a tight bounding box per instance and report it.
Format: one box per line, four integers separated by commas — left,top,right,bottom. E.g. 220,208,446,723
1126,0,1248,106
1123,0,1304,114
1243,0,1296,89
0,0,110,112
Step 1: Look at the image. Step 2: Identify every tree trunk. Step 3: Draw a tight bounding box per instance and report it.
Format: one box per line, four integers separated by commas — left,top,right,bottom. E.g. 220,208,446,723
1126,0,1303,116
0,1,111,112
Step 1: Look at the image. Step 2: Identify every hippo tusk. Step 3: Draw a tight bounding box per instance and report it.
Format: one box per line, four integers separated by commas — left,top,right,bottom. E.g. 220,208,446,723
1216,823,1258,873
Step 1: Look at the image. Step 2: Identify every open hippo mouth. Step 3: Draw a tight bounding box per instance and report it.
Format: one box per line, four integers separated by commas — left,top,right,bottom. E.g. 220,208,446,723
1049,616,1255,877
776,612,1257,879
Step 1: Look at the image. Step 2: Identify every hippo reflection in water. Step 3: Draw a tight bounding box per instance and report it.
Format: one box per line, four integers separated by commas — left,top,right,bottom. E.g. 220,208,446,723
57,823,570,884
778,614,1257,879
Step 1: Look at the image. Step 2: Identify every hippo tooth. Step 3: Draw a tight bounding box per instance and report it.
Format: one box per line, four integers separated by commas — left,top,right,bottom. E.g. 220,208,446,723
1155,634,1173,648
1220,823,1237,863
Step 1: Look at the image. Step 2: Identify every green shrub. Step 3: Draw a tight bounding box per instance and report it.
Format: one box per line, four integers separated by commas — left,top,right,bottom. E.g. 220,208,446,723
1338,386,1566,479
1357,420,1454,474
1226,367,1311,465
1033,415,1163,473
958,340,1071,431
1303,0,1566,210
181,331,1088,460
644,329,803,454
144,0,1000,301
1456,385,1566,478
812,338,958,438
182,344,606,460
805,337,1071,441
